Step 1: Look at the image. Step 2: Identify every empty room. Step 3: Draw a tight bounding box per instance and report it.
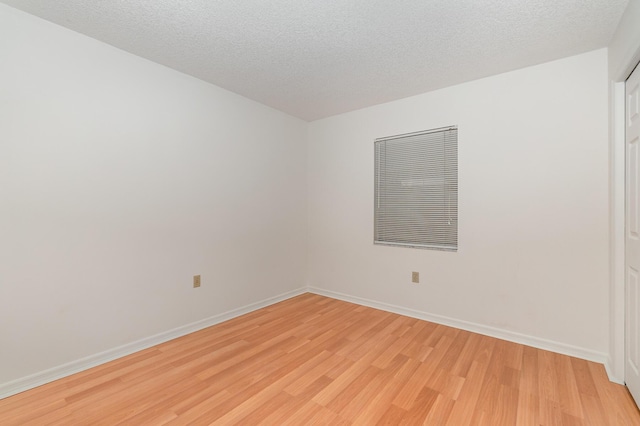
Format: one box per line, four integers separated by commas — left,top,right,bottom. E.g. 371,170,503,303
2,0,640,424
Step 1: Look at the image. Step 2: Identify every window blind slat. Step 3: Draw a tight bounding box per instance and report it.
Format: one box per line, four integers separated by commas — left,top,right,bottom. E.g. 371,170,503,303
374,126,458,251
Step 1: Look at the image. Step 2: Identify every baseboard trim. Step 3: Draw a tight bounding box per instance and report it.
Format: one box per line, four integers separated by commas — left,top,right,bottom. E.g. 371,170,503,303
605,355,626,385
0,287,307,400
308,287,613,380
2,286,618,399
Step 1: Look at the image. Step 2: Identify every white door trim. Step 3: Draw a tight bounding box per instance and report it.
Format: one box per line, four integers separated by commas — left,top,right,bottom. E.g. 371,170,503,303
625,64,640,404
610,80,626,384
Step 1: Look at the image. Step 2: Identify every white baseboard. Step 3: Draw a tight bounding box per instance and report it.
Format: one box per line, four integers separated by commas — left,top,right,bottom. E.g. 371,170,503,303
1,286,619,400
0,287,307,400
308,287,614,381
605,355,626,385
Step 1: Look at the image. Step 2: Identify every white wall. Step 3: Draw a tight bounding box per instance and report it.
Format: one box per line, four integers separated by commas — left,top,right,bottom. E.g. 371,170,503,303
308,49,610,359
0,4,307,387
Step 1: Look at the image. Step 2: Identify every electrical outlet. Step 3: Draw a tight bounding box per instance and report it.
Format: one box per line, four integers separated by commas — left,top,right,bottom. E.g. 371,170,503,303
412,272,419,284
193,275,201,288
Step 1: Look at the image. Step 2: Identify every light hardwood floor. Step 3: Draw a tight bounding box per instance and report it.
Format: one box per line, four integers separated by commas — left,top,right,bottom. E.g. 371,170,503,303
1,293,639,425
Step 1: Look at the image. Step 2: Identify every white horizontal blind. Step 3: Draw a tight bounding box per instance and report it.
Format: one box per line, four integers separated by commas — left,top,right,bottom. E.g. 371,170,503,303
374,126,458,251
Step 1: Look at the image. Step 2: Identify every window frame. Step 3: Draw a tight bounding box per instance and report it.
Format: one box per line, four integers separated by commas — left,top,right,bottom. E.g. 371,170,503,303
373,126,458,251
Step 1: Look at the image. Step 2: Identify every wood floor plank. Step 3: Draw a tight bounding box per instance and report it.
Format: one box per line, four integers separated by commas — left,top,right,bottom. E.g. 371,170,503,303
1,293,638,425
445,338,497,425
312,336,392,407
350,358,421,425
254,394,309,426
422,393,456,425
515,391,539,426
399,386,439,424
376,404,408,425
392,330,458,410
284,353,347,397
207,349,335,425
555,353,584,419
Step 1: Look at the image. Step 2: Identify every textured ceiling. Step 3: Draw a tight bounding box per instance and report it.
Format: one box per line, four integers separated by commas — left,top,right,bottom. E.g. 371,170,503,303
1,0,629,121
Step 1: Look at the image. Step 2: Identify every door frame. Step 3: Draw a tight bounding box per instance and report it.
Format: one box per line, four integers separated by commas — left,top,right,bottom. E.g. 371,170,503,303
612,60,640,385
611,79,626,384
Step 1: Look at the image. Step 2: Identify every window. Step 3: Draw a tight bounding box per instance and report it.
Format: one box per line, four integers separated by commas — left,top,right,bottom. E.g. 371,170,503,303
374,126,458,251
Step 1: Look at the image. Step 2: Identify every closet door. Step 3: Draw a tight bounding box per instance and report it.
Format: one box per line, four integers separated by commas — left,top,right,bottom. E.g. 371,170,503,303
626,62,640,406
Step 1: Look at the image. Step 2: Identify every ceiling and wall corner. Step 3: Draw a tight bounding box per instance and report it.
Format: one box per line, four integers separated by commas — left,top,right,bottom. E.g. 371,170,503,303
0,0,629,121
608,0,640,80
